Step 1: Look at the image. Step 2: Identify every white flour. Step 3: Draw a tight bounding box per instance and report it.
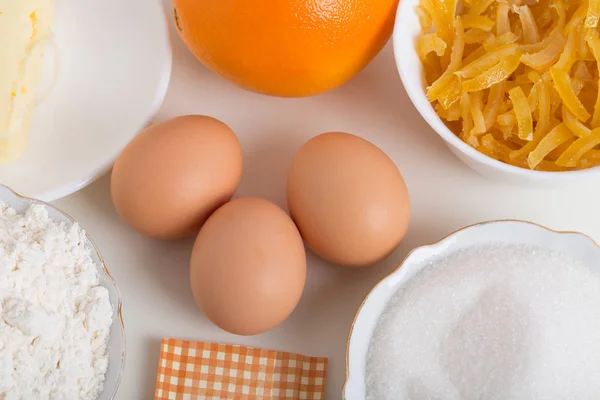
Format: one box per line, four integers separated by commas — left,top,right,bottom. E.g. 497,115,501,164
0,203,113,400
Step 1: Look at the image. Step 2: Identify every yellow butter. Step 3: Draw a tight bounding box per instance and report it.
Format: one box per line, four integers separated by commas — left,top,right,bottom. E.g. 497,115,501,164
0,0,54,163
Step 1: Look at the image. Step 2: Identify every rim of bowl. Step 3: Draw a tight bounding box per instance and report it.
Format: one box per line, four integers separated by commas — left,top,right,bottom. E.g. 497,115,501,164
36,0,173,202
341,219,600,398
0,184,126,400
391,0,600,179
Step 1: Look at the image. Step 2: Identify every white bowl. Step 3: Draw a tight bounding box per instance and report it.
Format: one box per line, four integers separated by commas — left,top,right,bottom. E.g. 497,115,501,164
343,220,600,399
0,184,125,400
0,0,172,201
392,0,600,185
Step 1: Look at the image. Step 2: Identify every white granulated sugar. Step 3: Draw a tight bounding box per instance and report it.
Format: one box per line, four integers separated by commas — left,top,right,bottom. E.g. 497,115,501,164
366,244,600,400
0,203,113,400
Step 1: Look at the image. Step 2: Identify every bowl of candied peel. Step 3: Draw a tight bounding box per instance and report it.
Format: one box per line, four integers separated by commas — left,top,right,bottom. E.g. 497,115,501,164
394,0,600,184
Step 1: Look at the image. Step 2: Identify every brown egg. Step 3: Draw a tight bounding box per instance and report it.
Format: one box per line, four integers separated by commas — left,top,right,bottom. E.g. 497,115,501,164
287,132,410,267
190,197,306,335
111,115,243,239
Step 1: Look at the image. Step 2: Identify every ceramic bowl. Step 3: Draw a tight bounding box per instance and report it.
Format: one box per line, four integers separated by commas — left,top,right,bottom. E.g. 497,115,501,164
392,0,600,185
0,184,125,400
343,220,600,399
0,0,172,201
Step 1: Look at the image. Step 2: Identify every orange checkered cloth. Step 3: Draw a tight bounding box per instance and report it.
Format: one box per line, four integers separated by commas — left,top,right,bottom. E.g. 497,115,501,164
155,338,328,399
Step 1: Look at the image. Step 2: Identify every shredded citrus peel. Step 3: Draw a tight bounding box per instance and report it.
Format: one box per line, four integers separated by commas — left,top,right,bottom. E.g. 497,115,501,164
418,0,600,171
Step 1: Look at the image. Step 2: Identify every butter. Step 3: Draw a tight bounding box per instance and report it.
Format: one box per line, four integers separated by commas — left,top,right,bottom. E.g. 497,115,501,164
0,0,54,163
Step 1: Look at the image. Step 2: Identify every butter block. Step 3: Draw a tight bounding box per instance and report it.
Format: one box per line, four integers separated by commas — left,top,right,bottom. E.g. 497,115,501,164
0,0,54,163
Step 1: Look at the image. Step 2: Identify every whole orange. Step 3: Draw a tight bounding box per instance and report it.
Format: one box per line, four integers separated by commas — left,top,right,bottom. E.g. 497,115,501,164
172,0,399,97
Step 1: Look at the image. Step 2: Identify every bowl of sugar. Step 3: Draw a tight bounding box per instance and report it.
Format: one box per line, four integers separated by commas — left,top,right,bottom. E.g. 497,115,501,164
0,184,125,400
343,220,600,399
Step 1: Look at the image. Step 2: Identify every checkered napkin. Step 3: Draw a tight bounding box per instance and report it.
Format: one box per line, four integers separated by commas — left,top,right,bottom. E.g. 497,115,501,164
155,338,328,399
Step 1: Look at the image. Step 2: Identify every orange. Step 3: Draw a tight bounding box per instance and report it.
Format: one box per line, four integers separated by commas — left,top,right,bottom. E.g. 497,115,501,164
172,0,399,97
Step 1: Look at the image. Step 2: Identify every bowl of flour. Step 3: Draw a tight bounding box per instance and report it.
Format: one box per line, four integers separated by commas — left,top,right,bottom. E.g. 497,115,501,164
0,184,124,400
344,220,600,400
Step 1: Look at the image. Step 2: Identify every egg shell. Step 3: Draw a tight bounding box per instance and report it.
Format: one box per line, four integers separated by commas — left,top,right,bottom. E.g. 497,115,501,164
110,115,243,239
287,131,410,267
190,197,307,336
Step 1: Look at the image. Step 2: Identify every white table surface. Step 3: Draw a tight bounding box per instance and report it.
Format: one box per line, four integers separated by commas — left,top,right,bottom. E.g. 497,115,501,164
51,2,600,398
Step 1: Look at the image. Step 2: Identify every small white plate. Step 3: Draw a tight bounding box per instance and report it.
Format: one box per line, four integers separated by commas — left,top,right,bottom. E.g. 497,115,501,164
0,0,172,201
343,220,600,399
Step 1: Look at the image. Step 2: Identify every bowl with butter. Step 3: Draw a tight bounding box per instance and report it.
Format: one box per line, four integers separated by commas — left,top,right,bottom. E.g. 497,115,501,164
0,0,172,201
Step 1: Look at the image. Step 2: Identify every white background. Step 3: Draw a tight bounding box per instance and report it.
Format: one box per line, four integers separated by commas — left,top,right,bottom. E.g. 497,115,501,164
52,2,600,398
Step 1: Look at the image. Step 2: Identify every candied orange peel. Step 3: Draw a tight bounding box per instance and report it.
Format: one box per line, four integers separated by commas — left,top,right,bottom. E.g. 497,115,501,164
417,0,600,171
